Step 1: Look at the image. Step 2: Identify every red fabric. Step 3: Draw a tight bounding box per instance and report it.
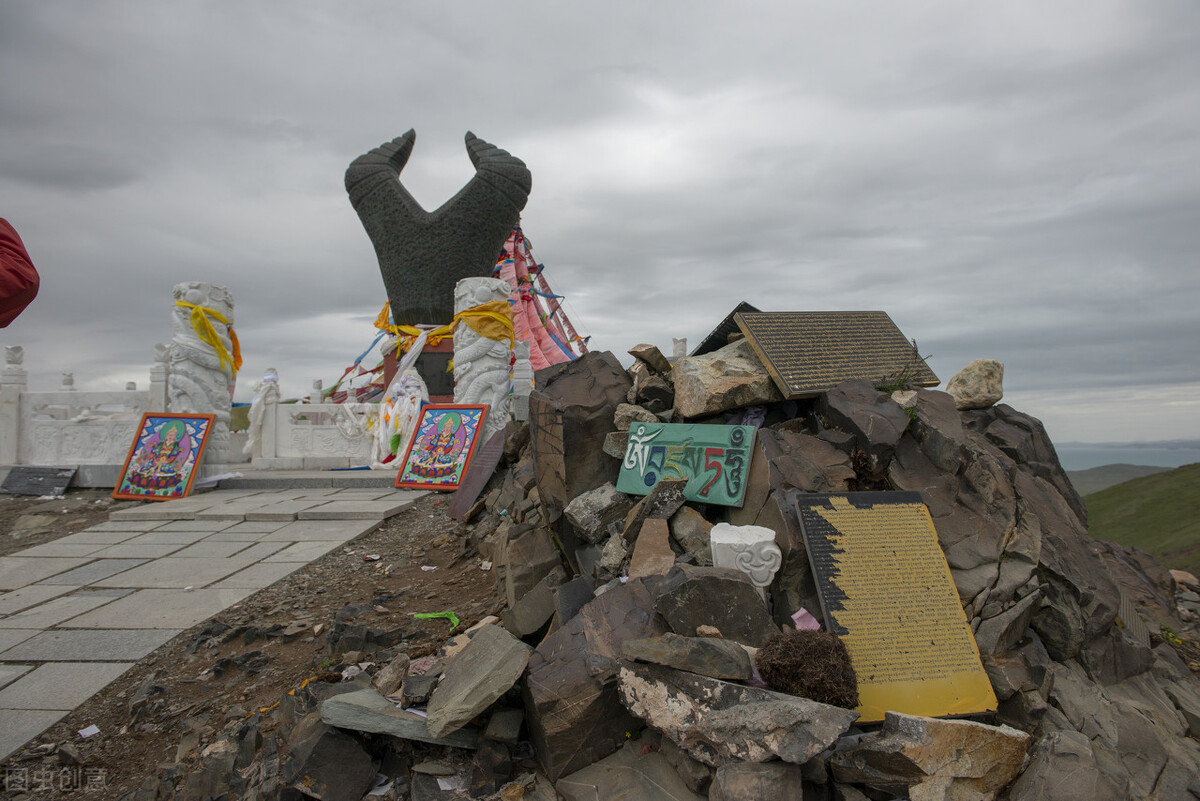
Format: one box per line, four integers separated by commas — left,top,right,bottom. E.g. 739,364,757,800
0,218,39,327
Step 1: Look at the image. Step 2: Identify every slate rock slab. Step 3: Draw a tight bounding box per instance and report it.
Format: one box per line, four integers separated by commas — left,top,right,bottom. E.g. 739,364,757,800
829,711,1030,800
524,575,670,781
617,661,858,766
528,351,631,520
563,482,635,544
709,761,806,801
628,518,676,578
818,379,911,472
320,688,480,749
621,632,753,681
283,711,376,801
655,565,780,646
556,741,705,801
426,624,532,738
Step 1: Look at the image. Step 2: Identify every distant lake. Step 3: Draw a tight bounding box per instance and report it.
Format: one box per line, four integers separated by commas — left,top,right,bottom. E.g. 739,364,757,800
1054,445,1200,472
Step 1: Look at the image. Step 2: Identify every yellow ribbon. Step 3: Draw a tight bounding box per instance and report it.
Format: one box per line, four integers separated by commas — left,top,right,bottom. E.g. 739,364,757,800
374,301,513,355
175,301,243,376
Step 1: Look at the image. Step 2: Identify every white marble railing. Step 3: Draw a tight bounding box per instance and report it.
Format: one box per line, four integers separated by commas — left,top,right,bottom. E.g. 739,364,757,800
0,352,169,467
18,389,150,466
247,401,376,469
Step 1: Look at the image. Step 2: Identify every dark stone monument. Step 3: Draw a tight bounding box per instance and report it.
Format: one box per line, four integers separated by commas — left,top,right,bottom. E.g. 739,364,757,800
1,466,75,497
734,310,939,399
345,130,532,326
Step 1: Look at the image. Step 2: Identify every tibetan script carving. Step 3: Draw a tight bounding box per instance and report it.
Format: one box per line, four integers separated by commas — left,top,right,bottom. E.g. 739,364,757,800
794,491,996,722
617,423,756,507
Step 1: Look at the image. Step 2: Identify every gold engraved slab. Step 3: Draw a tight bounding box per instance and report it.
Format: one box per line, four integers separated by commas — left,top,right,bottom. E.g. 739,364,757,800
735,311,938,399
794,491,997,723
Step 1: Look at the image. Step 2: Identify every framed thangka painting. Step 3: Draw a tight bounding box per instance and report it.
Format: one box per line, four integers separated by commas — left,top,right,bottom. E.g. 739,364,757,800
617,422,756,507
395,404,488,491
113,413,215,501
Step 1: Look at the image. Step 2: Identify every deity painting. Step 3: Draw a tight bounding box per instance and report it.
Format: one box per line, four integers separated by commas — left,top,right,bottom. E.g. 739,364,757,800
395,404,487,491
113,413,214,501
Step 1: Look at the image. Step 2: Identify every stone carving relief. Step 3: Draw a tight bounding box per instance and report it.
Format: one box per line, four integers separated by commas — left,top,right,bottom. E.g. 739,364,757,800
168,282,236,467
453,277,513,442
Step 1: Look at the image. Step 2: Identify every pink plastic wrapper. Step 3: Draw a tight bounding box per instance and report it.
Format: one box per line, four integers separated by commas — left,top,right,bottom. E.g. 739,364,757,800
792,607,821,631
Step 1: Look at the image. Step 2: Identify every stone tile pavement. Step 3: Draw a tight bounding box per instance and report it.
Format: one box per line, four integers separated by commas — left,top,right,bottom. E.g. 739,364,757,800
0,484,425,762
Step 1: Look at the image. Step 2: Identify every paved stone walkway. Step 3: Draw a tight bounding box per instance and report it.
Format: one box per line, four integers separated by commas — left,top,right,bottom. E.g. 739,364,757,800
0,484,425,761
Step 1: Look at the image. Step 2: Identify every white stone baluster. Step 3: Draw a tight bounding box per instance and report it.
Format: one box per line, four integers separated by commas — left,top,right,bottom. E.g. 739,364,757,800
0,346,27,463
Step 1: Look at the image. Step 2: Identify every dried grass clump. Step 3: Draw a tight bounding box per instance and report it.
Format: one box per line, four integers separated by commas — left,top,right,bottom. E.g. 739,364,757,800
755,630,859,708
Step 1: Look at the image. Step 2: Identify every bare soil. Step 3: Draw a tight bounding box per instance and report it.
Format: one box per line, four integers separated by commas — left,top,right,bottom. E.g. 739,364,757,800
0,491,500,800
2,486,1199,800
0,489,130,558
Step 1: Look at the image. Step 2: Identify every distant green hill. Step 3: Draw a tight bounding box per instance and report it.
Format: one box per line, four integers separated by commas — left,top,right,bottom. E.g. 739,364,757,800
1068,464,1172,496
1085,463,1200,577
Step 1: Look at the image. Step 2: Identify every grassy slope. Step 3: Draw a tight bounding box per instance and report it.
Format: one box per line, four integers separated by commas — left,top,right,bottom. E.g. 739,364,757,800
1085,463,1200,577
1067,464,1171,496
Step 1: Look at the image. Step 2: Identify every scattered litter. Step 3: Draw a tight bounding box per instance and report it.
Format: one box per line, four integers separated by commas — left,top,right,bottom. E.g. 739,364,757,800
191,471,242,490
792,607,822,631
363,554,381,562
618,576,628,584
480,560,492,571
77,725,100,738
421,565,438,572
342,665,364,680
408,707,429,718
183,586,194,592
413,611,460,631
437,775,466,791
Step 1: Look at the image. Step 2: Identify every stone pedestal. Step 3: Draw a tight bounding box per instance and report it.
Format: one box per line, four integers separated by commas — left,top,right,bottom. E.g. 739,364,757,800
149,344,169,412
0,350,27,464
710,523,783,595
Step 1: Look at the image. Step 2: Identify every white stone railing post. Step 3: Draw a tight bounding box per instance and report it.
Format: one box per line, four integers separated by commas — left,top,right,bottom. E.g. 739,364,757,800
261,400,278,460
0,347,27,463
149,343,169,412
511,341,533,422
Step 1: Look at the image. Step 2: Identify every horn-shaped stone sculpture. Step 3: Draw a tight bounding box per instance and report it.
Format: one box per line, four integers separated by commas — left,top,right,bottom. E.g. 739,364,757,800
346,130,532,326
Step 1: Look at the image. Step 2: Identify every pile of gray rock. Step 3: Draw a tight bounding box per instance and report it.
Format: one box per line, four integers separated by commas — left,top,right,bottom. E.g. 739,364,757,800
127,341,1200,800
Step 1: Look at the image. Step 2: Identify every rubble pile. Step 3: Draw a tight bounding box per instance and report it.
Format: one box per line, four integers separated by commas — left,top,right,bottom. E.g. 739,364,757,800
120,342,1200,800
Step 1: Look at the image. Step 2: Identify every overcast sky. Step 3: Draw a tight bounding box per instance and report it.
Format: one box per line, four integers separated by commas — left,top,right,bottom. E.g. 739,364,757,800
2,1,1197,444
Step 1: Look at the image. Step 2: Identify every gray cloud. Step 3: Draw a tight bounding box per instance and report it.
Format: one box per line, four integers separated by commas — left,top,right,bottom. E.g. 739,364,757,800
1,0,1197,442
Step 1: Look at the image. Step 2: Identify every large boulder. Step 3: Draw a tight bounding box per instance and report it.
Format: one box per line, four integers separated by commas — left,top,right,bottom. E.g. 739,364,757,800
946,358,1004,410
523,575,670,780
529,351,631,521
655,565,781,647
829,711,1030,800
617,661,858,766
426,624,533,738
672,338,783,418
818,379,910,473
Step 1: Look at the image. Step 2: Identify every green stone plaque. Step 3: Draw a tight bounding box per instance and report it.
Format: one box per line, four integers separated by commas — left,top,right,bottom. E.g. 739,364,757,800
617,423,756,507
735,311,939,399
